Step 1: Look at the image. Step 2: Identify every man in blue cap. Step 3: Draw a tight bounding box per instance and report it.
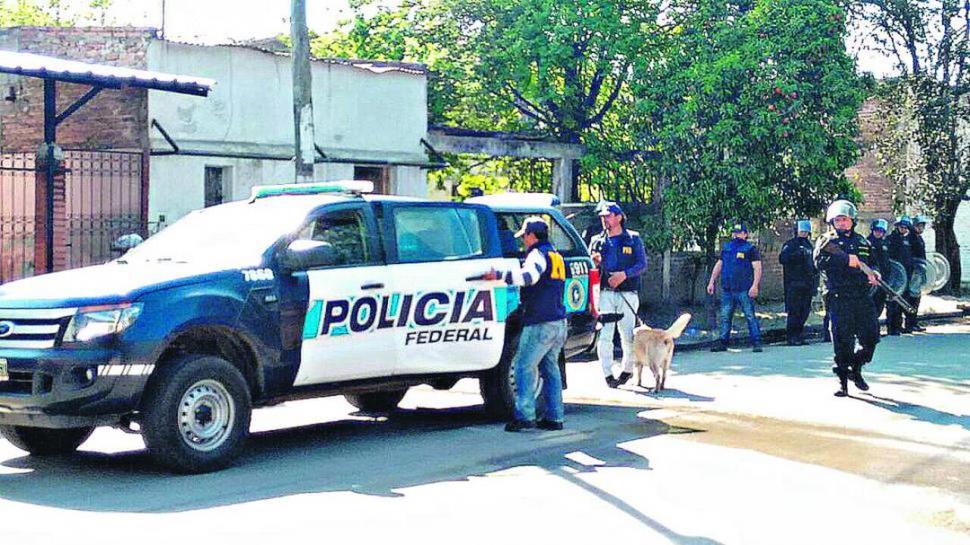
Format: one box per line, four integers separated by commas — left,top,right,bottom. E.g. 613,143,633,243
886,216,914,335
707,221,763,352
483,216,567,432
867,218,891,322
588,202,648,388
779,219,817,345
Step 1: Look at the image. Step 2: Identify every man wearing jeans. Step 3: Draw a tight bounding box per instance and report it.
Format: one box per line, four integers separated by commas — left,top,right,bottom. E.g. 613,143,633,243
483,216,567,432
589,202,648,388
707,221,763,352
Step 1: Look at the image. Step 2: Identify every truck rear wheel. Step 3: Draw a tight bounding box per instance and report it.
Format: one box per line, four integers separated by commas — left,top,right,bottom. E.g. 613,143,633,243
0,425,94,456
141,355,251,474
344,389,408,413
480,332,564,421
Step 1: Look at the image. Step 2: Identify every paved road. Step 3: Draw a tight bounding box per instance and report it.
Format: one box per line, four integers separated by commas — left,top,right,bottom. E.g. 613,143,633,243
1,322,969,544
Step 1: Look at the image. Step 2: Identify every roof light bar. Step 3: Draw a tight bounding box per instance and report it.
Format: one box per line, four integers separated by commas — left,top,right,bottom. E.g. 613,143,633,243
250,180,374,200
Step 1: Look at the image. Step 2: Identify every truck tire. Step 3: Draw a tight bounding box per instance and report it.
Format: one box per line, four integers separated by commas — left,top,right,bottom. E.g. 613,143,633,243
0,425,94,456
344,389,408,413
141,355,251,474
480,331,519,419
480,332,564,420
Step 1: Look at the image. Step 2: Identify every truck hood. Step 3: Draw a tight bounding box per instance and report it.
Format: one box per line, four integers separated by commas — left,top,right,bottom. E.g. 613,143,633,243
0,262,235,308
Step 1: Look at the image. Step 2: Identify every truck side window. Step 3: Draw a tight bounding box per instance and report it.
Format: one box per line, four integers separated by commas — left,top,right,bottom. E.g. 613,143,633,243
297,209,370,266
394,206,484,263
495,213,579,257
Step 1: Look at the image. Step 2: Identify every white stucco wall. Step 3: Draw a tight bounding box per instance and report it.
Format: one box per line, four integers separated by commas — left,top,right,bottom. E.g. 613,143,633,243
145,40,430,224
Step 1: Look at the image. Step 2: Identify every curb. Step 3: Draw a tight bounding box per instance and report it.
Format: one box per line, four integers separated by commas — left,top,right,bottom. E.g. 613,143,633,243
673,309,969,353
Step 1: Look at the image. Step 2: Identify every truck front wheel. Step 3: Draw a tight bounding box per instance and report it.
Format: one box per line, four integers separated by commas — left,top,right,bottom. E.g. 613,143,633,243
0,425,94,455
141,355,251,474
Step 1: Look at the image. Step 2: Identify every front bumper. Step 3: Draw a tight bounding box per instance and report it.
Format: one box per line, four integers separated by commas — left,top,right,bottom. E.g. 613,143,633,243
0,348,151,428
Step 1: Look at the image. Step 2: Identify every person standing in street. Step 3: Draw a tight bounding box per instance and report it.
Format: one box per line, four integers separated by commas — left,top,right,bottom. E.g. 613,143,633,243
814,200,881,397
483,217,567,432
589,202,648,388
886,216,914,335
707,221,763,352
905,215,930,332
867,218,891,323
779,219,817,345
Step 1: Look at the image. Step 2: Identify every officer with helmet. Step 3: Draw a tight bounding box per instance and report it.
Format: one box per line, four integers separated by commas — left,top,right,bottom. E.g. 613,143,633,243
778,219,817,345
886,216,914,335
867,218,891,322
906,215,931,332
814,200,881,397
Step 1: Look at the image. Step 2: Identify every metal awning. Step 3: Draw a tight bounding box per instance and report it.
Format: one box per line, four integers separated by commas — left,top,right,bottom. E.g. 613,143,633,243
0,50,215,274
0,50,214,96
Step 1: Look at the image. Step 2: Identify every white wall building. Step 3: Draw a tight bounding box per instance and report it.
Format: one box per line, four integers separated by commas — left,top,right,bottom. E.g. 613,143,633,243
146,40,433,227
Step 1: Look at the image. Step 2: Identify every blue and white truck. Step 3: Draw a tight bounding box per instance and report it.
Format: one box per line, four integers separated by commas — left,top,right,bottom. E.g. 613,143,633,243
0,181,596,473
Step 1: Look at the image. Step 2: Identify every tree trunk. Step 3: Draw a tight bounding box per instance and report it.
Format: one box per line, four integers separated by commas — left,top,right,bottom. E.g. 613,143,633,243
935,199,963,294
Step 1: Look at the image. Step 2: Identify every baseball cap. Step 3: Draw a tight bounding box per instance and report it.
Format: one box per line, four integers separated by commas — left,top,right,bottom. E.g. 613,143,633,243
596,202,623,217
514,216,549,238
731,221,749,233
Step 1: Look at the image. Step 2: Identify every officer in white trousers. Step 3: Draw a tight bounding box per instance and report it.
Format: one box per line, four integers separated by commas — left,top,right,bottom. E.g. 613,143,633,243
588,202,648,388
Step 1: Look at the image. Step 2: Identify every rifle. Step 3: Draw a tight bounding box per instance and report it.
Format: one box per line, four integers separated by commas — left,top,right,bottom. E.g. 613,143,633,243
822,242,917,315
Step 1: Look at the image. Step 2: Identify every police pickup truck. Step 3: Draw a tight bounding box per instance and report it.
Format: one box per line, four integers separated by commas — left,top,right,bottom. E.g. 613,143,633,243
0,181,595,473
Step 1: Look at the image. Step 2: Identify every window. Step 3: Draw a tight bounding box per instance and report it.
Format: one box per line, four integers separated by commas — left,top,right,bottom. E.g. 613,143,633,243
204,166,231,207
296,208,371,267
394,206,484,263
495,213,580,257
354,166,388,194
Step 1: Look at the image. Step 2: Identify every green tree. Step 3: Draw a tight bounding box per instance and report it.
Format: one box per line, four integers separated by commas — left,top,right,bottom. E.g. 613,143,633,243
633,0,864,261
854,0,969,293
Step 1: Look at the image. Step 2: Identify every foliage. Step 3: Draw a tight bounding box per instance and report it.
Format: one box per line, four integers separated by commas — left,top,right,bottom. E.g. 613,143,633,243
853,0,969,292
0,0,113,27
632,0,864,259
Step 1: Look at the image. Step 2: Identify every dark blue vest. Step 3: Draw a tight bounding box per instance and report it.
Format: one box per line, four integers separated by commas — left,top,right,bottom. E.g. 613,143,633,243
721,239,756,293
520,241,566,326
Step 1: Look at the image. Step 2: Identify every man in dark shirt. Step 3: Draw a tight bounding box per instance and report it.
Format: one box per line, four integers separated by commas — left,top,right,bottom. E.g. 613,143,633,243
588,202,648,388
905,215,930,332
707,221,763,352
867,218,891,323
886,216,914,335
814,200,881,397
779,219,817,345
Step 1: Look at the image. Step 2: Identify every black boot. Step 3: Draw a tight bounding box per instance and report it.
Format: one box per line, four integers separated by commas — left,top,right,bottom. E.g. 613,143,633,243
616,371,633,386
851,367,869,391
832,366,849,397
605,375,619,388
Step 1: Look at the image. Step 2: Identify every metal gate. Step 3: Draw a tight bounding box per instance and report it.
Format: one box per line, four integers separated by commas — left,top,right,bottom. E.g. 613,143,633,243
0,150,144,284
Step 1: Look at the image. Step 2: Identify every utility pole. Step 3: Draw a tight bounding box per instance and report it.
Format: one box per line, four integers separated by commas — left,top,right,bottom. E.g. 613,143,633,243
291,0,316,182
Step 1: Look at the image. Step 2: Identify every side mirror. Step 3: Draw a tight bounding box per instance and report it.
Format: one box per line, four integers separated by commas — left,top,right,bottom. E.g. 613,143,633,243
111,233,144,253
279,239,342,273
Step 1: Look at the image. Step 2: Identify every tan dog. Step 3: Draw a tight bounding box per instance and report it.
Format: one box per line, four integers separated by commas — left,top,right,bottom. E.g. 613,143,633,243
631,313,692,392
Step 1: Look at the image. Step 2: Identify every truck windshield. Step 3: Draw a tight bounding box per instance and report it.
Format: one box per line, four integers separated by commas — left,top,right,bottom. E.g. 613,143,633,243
120,201,307,268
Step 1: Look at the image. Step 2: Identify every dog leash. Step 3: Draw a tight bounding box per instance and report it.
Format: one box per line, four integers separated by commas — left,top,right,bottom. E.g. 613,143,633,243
598,290,644,327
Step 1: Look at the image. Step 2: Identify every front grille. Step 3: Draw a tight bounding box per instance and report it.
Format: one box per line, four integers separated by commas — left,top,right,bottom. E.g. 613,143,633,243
0,370,35,394
0,308,76,349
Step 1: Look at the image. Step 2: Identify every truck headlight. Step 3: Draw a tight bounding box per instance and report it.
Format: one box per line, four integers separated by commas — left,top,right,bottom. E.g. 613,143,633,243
63,303,143,343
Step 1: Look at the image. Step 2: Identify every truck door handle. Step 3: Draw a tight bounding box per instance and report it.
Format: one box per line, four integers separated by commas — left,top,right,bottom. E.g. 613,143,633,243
360,282,384,290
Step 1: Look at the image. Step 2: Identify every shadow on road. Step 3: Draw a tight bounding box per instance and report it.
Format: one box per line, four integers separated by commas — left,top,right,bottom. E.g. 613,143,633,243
855,393,970,431
0,402,720,544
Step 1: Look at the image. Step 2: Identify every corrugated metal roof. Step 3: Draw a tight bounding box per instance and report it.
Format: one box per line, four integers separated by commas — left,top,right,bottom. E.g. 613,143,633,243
0,50,214,96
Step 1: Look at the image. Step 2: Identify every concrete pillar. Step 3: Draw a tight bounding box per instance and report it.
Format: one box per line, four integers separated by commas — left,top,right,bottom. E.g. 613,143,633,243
662,249,671,302
552,158,573,203
34,146,68,273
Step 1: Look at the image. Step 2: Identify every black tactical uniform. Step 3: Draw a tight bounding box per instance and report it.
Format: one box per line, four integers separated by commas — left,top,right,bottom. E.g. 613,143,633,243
779,236,817,345
866,232,891,320
814,229,880,396
886,228,914,335
905,230,926,331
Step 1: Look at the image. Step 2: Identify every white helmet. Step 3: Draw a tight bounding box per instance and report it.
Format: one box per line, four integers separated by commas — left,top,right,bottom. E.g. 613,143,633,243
825,200,857,223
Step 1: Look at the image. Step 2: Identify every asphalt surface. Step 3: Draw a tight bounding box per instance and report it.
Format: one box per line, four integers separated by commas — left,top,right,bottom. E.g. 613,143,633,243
1,321,968,544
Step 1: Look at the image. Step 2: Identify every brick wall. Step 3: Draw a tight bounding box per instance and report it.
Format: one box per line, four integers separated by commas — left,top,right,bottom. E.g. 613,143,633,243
847,98,895,222
0,27,155,152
